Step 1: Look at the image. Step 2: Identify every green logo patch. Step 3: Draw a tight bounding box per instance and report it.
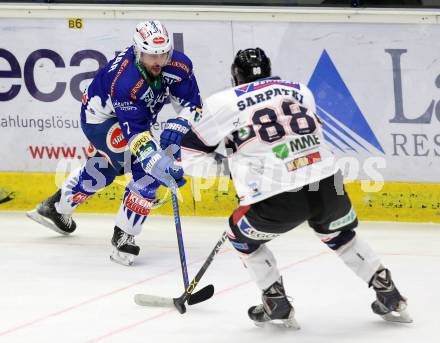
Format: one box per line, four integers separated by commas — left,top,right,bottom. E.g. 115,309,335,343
238,127,251,140
272,144,289,160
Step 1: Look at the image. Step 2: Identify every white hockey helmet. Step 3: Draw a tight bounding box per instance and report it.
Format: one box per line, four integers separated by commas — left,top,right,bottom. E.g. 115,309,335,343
133,20,173,55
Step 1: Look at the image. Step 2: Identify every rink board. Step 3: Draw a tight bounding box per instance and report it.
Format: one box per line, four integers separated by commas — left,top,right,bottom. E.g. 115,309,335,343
0,172,439,223
1,18,440,183
1,11,440,223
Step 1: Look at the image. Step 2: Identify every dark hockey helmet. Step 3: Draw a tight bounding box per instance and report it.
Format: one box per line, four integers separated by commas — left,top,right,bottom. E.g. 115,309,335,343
231,48,271,86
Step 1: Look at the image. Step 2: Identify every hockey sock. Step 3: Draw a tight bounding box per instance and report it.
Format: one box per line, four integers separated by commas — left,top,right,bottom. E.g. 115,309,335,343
336,236,382,283
240,244,281,290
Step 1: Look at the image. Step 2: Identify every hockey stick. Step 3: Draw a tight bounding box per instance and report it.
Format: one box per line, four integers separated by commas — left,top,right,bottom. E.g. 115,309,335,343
169,183,190,289
150,188,170,209
137,178,215,311
134,230,228,314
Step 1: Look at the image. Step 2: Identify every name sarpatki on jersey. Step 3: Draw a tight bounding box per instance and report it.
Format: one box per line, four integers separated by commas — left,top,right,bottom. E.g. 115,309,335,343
236,87,304,111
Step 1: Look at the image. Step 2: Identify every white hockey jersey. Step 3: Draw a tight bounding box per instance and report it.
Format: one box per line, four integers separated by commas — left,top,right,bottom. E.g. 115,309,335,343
183,78,339,205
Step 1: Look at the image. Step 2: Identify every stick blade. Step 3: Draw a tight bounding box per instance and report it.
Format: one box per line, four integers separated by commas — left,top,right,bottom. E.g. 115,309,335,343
134,294,175,308
188,284,215,306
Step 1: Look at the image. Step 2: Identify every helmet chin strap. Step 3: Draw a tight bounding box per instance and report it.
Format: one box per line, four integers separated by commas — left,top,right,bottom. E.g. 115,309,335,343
133,45,142,64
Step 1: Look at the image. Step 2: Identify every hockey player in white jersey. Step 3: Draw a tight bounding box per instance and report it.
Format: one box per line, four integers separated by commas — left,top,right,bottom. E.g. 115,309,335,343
182,48,412,327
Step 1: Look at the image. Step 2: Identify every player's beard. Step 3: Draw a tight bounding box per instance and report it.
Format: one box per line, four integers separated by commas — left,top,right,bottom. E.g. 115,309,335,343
147,64,162,77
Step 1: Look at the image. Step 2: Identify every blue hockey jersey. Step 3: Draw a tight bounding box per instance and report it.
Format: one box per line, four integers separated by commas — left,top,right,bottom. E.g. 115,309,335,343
81,46,202,142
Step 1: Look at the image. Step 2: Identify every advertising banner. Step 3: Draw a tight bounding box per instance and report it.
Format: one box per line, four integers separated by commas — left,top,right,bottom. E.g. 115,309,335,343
233,22,440,182
1,18,439,182
0,19,233,172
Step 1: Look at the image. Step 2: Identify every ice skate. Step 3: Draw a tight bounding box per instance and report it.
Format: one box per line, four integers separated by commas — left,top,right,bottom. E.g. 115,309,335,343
370,268,413,323
248,278,300,329
26,189,76,235
110,226,140,266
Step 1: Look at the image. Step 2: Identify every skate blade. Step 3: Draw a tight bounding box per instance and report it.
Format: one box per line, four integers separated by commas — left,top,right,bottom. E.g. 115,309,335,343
381,309,413,323
254,315,300,330
26,209,70,236
254,320,301,330
110,249,134,266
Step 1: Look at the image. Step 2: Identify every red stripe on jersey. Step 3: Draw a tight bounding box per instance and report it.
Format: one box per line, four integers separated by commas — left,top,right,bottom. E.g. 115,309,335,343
130,78,145,100
168,60,190,74
110,59,130,97
231,205,251,225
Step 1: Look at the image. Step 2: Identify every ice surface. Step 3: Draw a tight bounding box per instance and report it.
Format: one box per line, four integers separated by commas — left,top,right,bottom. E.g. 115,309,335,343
1,212,439,343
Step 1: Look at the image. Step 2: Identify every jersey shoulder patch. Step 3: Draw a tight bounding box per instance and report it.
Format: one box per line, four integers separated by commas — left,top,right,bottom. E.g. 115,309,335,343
233,78,301,98
111,60,146,101
164,50,193,78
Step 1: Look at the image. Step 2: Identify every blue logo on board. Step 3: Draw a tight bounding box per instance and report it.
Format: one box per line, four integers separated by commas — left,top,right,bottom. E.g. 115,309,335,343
308,50,384,154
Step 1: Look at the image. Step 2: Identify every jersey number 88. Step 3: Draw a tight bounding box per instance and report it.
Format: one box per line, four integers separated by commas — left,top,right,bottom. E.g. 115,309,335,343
251,100,318,143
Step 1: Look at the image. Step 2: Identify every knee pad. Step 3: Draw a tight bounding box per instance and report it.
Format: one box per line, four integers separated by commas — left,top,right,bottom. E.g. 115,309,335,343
123,179,159,213
227,219,261,254
228,206,281,250
227,205,281,254
317,229,356,250
128,178,160,200
116,187,156,236
312,206,358,234
312,206,358,250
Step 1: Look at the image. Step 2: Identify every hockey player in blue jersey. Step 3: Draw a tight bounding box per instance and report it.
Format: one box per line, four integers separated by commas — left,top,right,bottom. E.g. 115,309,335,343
27,20,202,266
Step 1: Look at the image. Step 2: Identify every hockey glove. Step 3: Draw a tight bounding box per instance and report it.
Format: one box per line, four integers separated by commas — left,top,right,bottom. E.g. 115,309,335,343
142,150,186,187
160,118,191,160
130,132,186,188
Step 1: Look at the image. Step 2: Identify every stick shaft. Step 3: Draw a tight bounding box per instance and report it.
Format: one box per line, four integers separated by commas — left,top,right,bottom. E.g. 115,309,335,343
170,185,190,289
178,231,228,303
